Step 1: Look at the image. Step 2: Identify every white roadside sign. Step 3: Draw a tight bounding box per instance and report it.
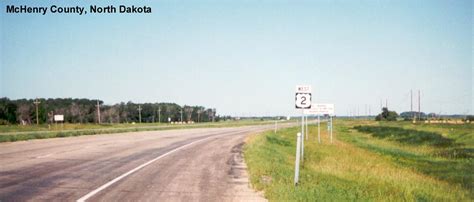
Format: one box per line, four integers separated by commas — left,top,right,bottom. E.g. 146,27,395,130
295,85,312,109
295,85,312,93
303,103,335,115
54,115,64,121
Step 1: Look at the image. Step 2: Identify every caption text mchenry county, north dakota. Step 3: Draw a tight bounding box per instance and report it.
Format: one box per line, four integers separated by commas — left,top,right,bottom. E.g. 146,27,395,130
6,5,152,15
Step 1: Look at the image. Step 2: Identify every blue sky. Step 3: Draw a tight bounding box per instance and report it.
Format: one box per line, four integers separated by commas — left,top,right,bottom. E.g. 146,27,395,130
1,0,472,116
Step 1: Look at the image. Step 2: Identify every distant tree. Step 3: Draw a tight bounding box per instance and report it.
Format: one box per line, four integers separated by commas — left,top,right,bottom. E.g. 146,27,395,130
0,98,17,124
0,97,223,124
184,106,193,122
115,103,126,123
47,111,54,124
465,115,474,122
400,111,427,121
16,103,32,124
427,113,437,119
102,106,119,123
36,104,47,124
69,102,81,123
196,108,204,122
212,108,216,122
141,104,155,123
375,107,398,121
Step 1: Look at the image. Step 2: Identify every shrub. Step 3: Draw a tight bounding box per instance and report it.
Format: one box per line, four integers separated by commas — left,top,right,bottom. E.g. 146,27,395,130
375,108,398,121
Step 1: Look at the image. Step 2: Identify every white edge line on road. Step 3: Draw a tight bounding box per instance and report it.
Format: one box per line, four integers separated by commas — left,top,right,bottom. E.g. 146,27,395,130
76,134,222,202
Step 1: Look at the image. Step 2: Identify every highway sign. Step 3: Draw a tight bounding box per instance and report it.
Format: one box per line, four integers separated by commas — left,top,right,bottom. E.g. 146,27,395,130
295,93,311,109
295,85,312,93
54,115,64,121
303,103,335,115
295,85,312,109
303,108,319,115
314,103,334,115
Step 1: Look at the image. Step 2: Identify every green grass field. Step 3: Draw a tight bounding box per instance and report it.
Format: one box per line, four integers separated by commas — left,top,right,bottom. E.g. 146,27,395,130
0,119,280,142
244,119,473,201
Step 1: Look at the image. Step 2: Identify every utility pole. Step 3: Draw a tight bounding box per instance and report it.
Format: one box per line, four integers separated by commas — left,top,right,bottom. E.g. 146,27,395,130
357,106,359,118
385,99,388,109
411,90,416,122
180,109,183,122
138,105,142,123
33,98,41,125
365,104,367,118
96,100,101,124
158,107,161,123
418,90,421,120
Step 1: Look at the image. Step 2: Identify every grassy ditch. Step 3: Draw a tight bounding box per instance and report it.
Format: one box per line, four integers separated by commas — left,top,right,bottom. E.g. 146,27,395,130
244,120,472,201
353,125,455,147
349,123,473,193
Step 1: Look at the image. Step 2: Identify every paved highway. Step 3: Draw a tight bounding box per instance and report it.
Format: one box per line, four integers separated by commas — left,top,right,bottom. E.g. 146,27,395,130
0,125,280,201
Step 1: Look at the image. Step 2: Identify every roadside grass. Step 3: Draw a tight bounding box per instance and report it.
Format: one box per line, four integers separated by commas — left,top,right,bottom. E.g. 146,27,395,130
349,121,473,193
244,120,472,201
0,120,280,143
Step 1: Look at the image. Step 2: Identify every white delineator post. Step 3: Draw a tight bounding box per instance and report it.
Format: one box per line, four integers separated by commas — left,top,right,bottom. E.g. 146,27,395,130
274,120,277,133
294,132,302,185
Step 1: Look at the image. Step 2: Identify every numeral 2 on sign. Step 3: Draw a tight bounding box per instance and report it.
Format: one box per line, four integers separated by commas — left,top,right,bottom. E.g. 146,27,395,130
295,93,311,109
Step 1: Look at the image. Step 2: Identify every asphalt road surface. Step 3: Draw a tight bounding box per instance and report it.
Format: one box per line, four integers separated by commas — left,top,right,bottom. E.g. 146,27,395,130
0,125,280,201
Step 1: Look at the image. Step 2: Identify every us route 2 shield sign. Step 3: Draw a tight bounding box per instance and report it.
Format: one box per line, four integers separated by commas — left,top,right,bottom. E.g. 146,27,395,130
295,93,311,109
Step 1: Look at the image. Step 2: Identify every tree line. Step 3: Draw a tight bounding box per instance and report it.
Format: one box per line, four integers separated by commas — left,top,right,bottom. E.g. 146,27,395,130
0,97,226,125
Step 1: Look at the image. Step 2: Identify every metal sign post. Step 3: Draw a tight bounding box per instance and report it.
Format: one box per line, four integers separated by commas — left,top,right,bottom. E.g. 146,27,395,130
305,115,308,140
327,116,330,131
330,116,333,143
304,103,335,144
295,85,311,163
301,110,304,162
318,115,321,143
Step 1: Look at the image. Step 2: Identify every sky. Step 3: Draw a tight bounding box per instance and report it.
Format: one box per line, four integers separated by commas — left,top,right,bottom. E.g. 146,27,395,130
1,0,472,116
